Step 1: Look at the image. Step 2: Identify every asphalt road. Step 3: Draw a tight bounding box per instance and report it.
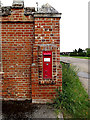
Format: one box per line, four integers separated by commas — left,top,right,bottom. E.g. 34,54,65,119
60,56,89,94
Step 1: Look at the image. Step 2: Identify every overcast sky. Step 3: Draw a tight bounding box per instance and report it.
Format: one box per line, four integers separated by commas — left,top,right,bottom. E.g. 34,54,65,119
1,0,88,52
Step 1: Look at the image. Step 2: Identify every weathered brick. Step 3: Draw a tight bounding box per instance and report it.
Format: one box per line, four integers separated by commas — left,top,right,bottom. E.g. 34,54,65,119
1,3,62,103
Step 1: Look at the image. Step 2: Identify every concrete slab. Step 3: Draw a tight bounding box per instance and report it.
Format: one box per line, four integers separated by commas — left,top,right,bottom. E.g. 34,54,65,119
31,104,63,119
1,101,63,119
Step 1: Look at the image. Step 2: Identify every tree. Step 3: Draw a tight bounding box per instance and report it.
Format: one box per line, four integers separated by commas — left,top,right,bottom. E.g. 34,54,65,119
78,48,83,53
77,48,86,56
73,49,77,53
70,48,86,56
86,48,90,57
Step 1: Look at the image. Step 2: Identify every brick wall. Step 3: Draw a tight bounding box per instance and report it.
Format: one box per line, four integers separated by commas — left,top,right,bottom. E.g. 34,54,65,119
2,8,34,100
1,4,62,103
31,18,62,103
0,21,2,72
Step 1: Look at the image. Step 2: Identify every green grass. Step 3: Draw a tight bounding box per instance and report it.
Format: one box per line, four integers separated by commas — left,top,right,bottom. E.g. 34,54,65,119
60,55,90,59
53,63,89,119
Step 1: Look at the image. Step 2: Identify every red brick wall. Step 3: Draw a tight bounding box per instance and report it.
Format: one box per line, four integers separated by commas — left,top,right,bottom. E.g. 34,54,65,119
1,7,62,102
2,8,34,100
31,18,62,103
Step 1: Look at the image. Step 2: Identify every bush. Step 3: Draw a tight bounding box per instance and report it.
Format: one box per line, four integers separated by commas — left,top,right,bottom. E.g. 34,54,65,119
70,52,86,57
70,52,77,56
78,52,86,56
86,48,90,57
53,63,89,118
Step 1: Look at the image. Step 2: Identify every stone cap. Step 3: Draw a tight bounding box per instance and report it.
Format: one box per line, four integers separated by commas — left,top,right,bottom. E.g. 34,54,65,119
0,2,62,18
24,7,35,15
12,0,24,8
34,3,62,18
37,3,59,13
0,6,11,16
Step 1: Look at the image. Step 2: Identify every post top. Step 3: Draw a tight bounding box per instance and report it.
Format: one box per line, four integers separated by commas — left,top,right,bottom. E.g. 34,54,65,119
12,0,24,8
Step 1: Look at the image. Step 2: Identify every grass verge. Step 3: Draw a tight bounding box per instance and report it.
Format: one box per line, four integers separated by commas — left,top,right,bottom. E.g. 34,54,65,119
60,55,90,59
53,63,89,119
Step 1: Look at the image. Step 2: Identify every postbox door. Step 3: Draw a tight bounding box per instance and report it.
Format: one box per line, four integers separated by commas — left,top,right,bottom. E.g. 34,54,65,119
43,51,52,79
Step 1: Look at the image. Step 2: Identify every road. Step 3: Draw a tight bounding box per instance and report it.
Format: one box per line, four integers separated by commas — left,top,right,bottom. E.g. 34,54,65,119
60,57,89,94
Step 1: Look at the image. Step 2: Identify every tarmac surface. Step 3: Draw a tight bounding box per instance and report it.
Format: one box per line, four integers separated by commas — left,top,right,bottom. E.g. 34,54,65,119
60,56,89,94
0,101,63,120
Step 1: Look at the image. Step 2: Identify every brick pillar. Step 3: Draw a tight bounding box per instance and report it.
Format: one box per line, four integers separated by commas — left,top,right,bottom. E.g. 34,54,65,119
31,10,62,103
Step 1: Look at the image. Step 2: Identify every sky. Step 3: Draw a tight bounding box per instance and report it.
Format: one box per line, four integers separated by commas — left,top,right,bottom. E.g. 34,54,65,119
1,0,88,52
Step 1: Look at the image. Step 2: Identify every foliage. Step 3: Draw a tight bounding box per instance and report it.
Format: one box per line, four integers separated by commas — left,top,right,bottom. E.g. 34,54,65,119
78,52,86,56
70,48,86,56
86,48,90,57
70,52,77,56
78,48,83,53
73,49,77,53
61,48,90,57
53,63,89,118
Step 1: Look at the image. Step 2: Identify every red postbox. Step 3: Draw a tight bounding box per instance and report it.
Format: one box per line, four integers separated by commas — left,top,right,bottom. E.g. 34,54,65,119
43,51,52,79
